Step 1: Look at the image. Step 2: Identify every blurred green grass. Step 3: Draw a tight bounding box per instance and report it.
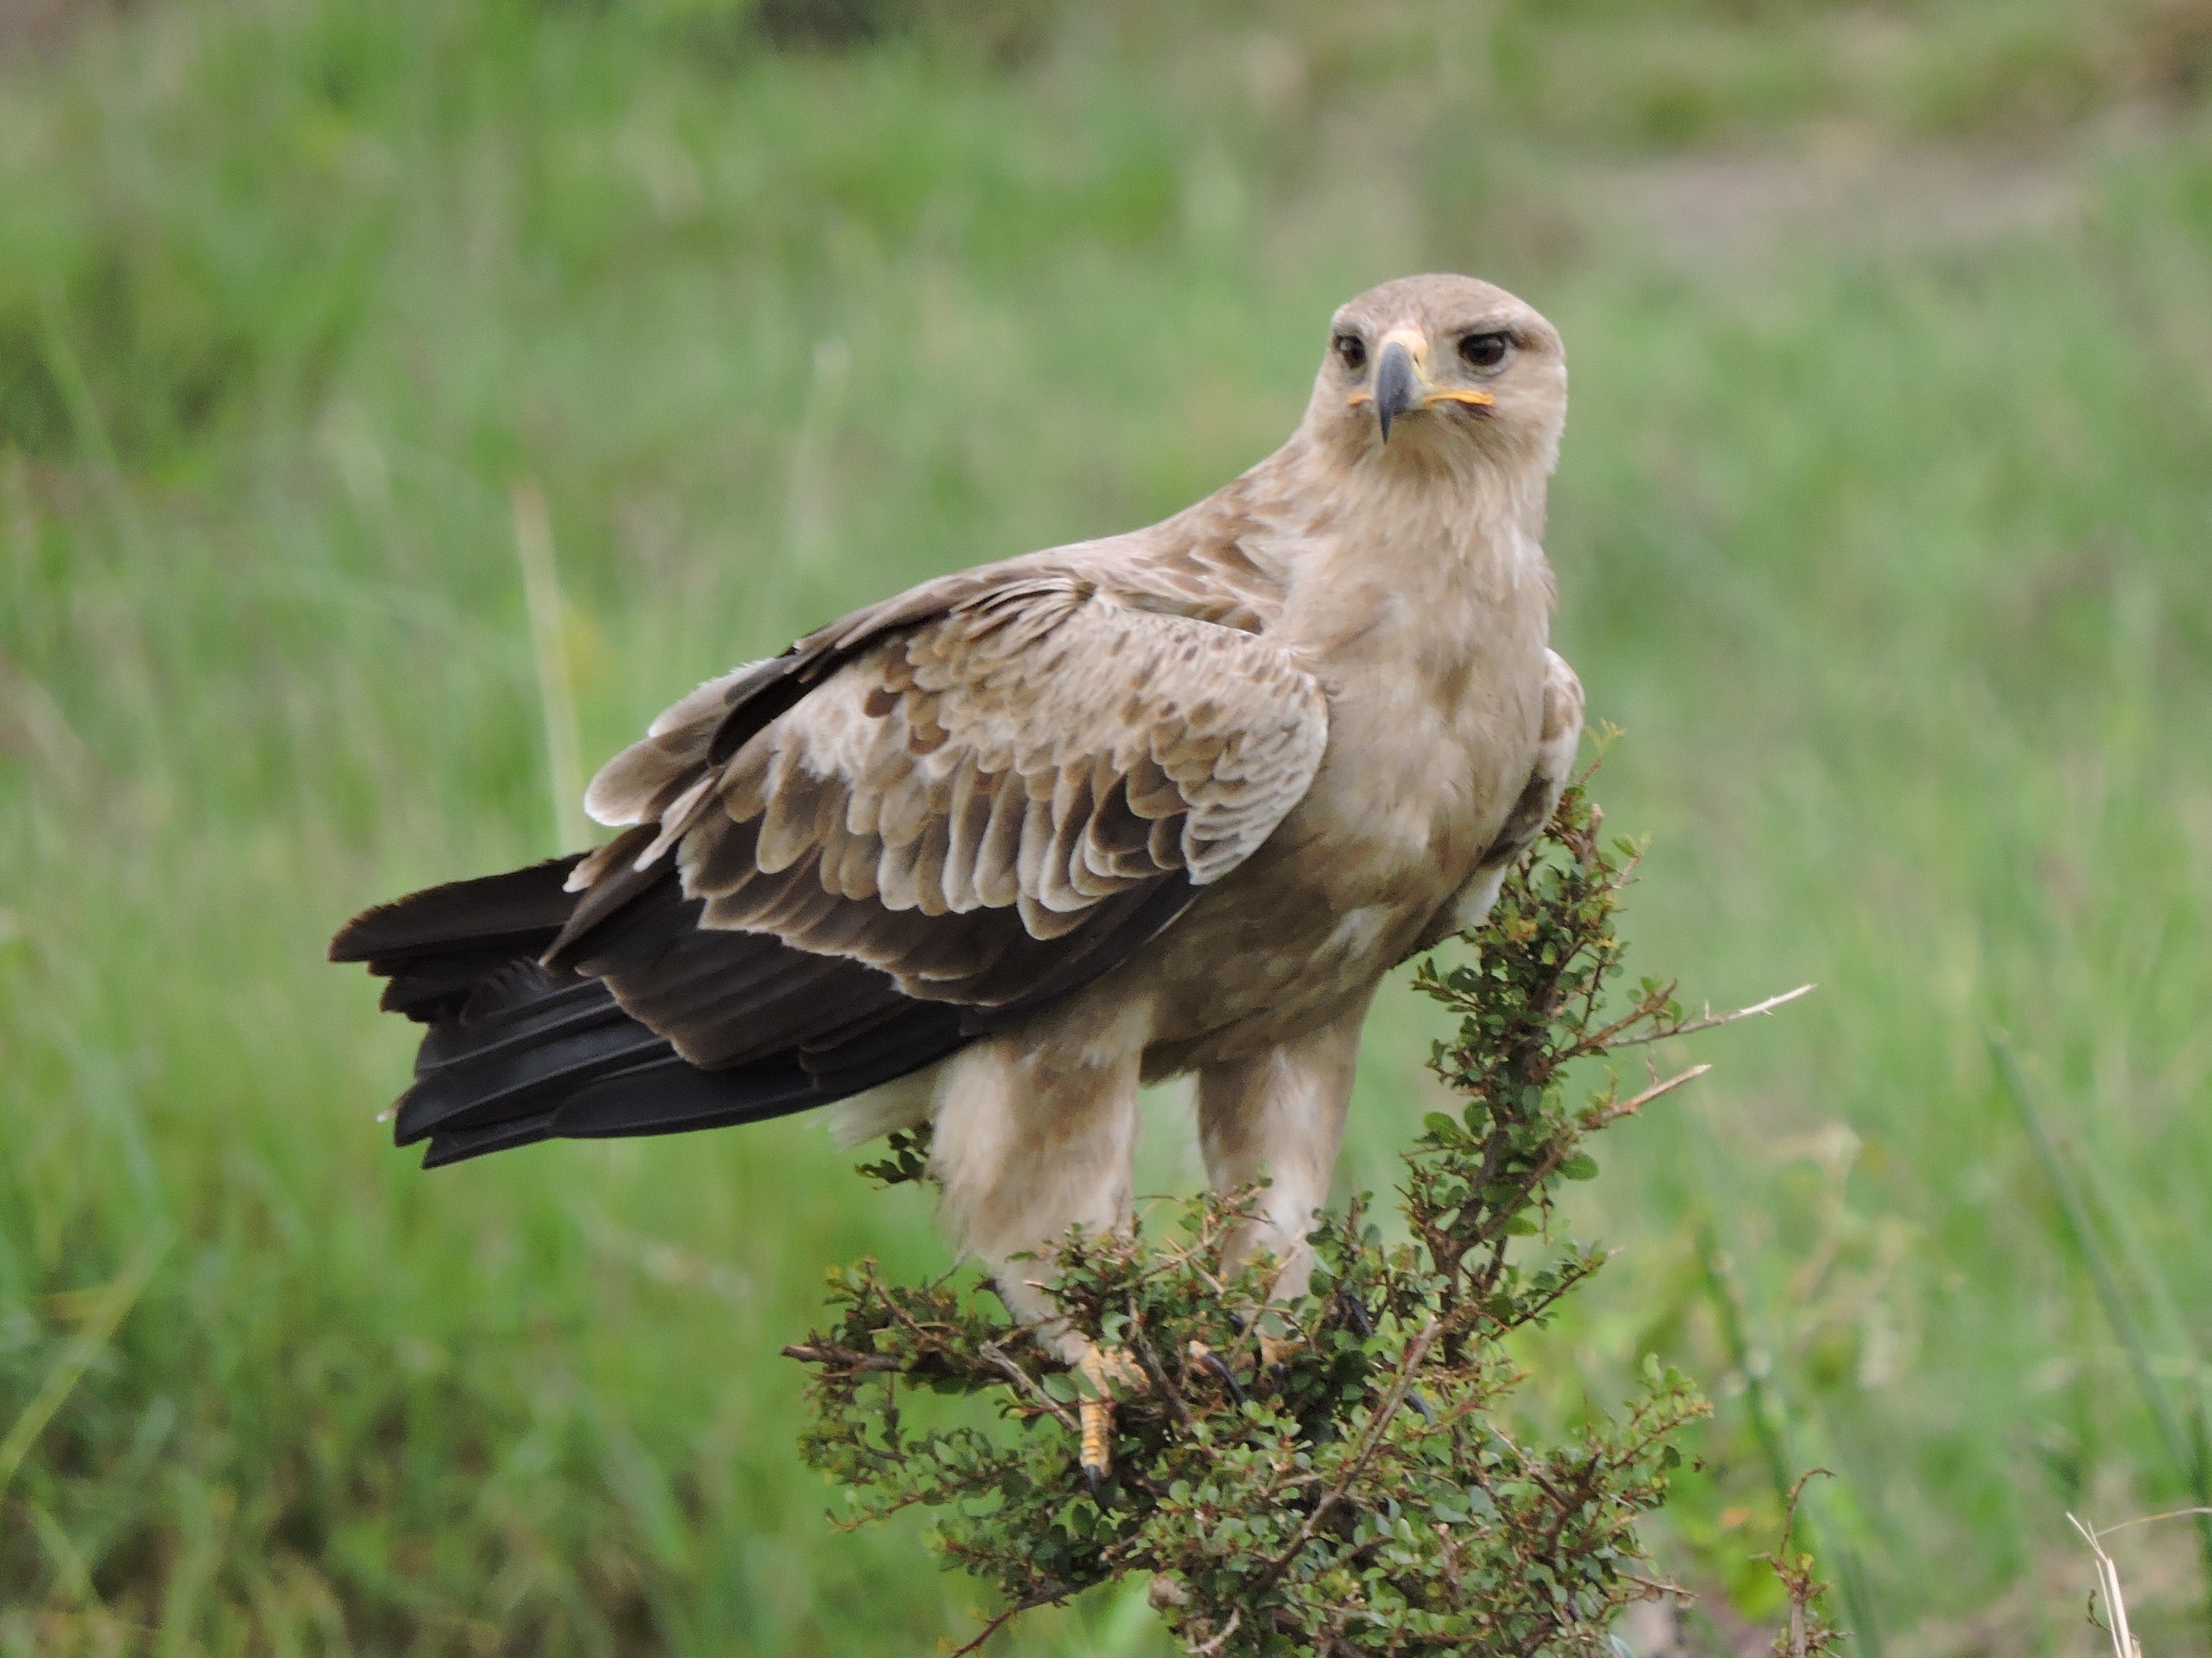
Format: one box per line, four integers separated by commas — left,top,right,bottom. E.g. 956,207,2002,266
3,1,2211,1652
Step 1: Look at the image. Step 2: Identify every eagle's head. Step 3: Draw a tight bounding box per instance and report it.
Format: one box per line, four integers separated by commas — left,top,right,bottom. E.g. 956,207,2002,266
1305,273,1567,483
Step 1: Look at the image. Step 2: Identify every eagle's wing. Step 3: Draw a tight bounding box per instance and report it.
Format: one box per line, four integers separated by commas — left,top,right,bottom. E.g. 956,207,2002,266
343,566,1325,1167
383,570,1315,1115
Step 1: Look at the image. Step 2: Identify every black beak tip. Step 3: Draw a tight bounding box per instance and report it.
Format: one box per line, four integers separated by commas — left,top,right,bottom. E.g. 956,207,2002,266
1374,340,1419,443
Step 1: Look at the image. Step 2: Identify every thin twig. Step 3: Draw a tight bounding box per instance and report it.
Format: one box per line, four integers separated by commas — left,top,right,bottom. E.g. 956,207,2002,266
1612,982,1816,1047
2092,1505,2212,1536
1595,1064,1712,1124
946,1594,1061,1658
779,1342,899,1372
977,1341,1079,1432
1189,1608,1243,1654
1128,1316,1198,1433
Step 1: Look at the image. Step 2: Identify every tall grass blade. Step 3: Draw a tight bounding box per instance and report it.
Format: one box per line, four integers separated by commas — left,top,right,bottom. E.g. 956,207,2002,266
37,290,142,553
1697,1221,1792,1504
512,477,589,853
1993,1036,2212,1642
1697,1222,1885,1657
36,291,121,477
753,335,850,648
0,1237,166,1505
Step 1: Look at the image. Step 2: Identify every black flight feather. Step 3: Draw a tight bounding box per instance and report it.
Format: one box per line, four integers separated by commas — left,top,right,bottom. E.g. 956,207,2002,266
334,834,1195,1168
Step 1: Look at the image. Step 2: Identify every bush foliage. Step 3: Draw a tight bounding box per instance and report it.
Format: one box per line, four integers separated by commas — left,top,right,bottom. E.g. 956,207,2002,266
787,783,1823,1654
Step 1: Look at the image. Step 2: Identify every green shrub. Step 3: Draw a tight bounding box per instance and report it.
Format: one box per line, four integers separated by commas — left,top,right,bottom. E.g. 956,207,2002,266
787,784,1830,1654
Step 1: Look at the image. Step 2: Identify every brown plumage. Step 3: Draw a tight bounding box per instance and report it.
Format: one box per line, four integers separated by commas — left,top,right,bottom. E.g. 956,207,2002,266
332,272,1583,1387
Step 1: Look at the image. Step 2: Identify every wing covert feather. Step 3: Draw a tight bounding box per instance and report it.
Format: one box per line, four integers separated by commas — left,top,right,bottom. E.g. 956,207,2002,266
557,579,1325,1064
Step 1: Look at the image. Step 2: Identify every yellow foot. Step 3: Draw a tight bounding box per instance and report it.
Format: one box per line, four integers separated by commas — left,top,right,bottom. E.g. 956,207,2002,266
1257,1331,1297,1370
1075,1344,1145,1491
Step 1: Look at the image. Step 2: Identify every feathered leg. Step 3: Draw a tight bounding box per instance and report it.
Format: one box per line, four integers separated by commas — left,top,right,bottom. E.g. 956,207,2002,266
1196,992,1372,1308
930,1006,1149,1487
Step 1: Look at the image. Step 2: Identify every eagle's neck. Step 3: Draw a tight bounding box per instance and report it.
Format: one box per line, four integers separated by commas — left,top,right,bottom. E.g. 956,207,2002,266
1118,432,1554,658
1258,432,1554,645
1233,430,1559,900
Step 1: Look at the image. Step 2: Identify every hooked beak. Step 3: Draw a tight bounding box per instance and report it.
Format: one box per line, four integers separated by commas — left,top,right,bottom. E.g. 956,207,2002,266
1348,325,1495,442
1374,338,1420,442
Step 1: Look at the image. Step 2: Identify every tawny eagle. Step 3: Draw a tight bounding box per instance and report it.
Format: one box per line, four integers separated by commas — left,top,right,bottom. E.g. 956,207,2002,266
332,273,1584,1463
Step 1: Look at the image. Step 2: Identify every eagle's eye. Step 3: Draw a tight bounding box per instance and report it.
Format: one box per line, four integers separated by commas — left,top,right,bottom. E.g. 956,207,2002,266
1459,330,1510,370
1333,332,1366,371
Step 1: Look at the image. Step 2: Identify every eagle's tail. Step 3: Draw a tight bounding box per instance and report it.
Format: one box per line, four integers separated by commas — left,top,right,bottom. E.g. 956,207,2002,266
329,859,837,1167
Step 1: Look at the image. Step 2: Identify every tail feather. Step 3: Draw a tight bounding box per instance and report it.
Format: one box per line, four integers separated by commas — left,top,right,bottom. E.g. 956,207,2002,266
548,1055,833,1140
412,971,620,1074
331,856,585,1020
418,1110,561,1169
332,861,972,1168
396,989,672,1143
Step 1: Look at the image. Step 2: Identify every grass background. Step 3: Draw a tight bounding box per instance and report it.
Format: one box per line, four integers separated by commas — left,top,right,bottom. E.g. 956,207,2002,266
4,0,2212,1652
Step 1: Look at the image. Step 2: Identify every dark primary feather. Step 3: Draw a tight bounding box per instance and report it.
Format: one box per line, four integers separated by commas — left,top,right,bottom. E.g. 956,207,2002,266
332,861,948,1167
329,851,1197,1169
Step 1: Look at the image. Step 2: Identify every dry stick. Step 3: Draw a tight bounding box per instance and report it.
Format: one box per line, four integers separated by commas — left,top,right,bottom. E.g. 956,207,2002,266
2070,1508,2212,1658
977,1341,1081,1433
1127,1317,1199,1433
777,1341,899,1374
1560,973,1674,1058
1610,982,1817,1048
1188,1609,1243,1655
945,1592,1061,1658
1755,1469,1836,1658
2094,1504,2212,1536
1622,1570,1695,1604
2070,1514,2140,1658
1596,1063,1711,1124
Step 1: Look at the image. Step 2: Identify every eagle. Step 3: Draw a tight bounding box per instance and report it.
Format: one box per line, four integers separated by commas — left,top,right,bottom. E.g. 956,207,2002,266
332,273,1583,1476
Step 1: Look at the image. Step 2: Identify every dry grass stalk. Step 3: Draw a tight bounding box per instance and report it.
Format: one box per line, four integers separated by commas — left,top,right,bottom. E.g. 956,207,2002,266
2069,1507,2212,1658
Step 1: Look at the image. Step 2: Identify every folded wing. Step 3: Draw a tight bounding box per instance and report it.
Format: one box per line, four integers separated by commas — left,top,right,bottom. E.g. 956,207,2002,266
561,575,1328,1059
338,571,1327,1165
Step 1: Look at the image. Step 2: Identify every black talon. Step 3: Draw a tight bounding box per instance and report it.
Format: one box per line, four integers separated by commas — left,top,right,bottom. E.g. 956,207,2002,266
1406,1389,1435,1423
1082,1464,1107,1502
1338,1292,1374,1338
1200,1350,1246,1407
